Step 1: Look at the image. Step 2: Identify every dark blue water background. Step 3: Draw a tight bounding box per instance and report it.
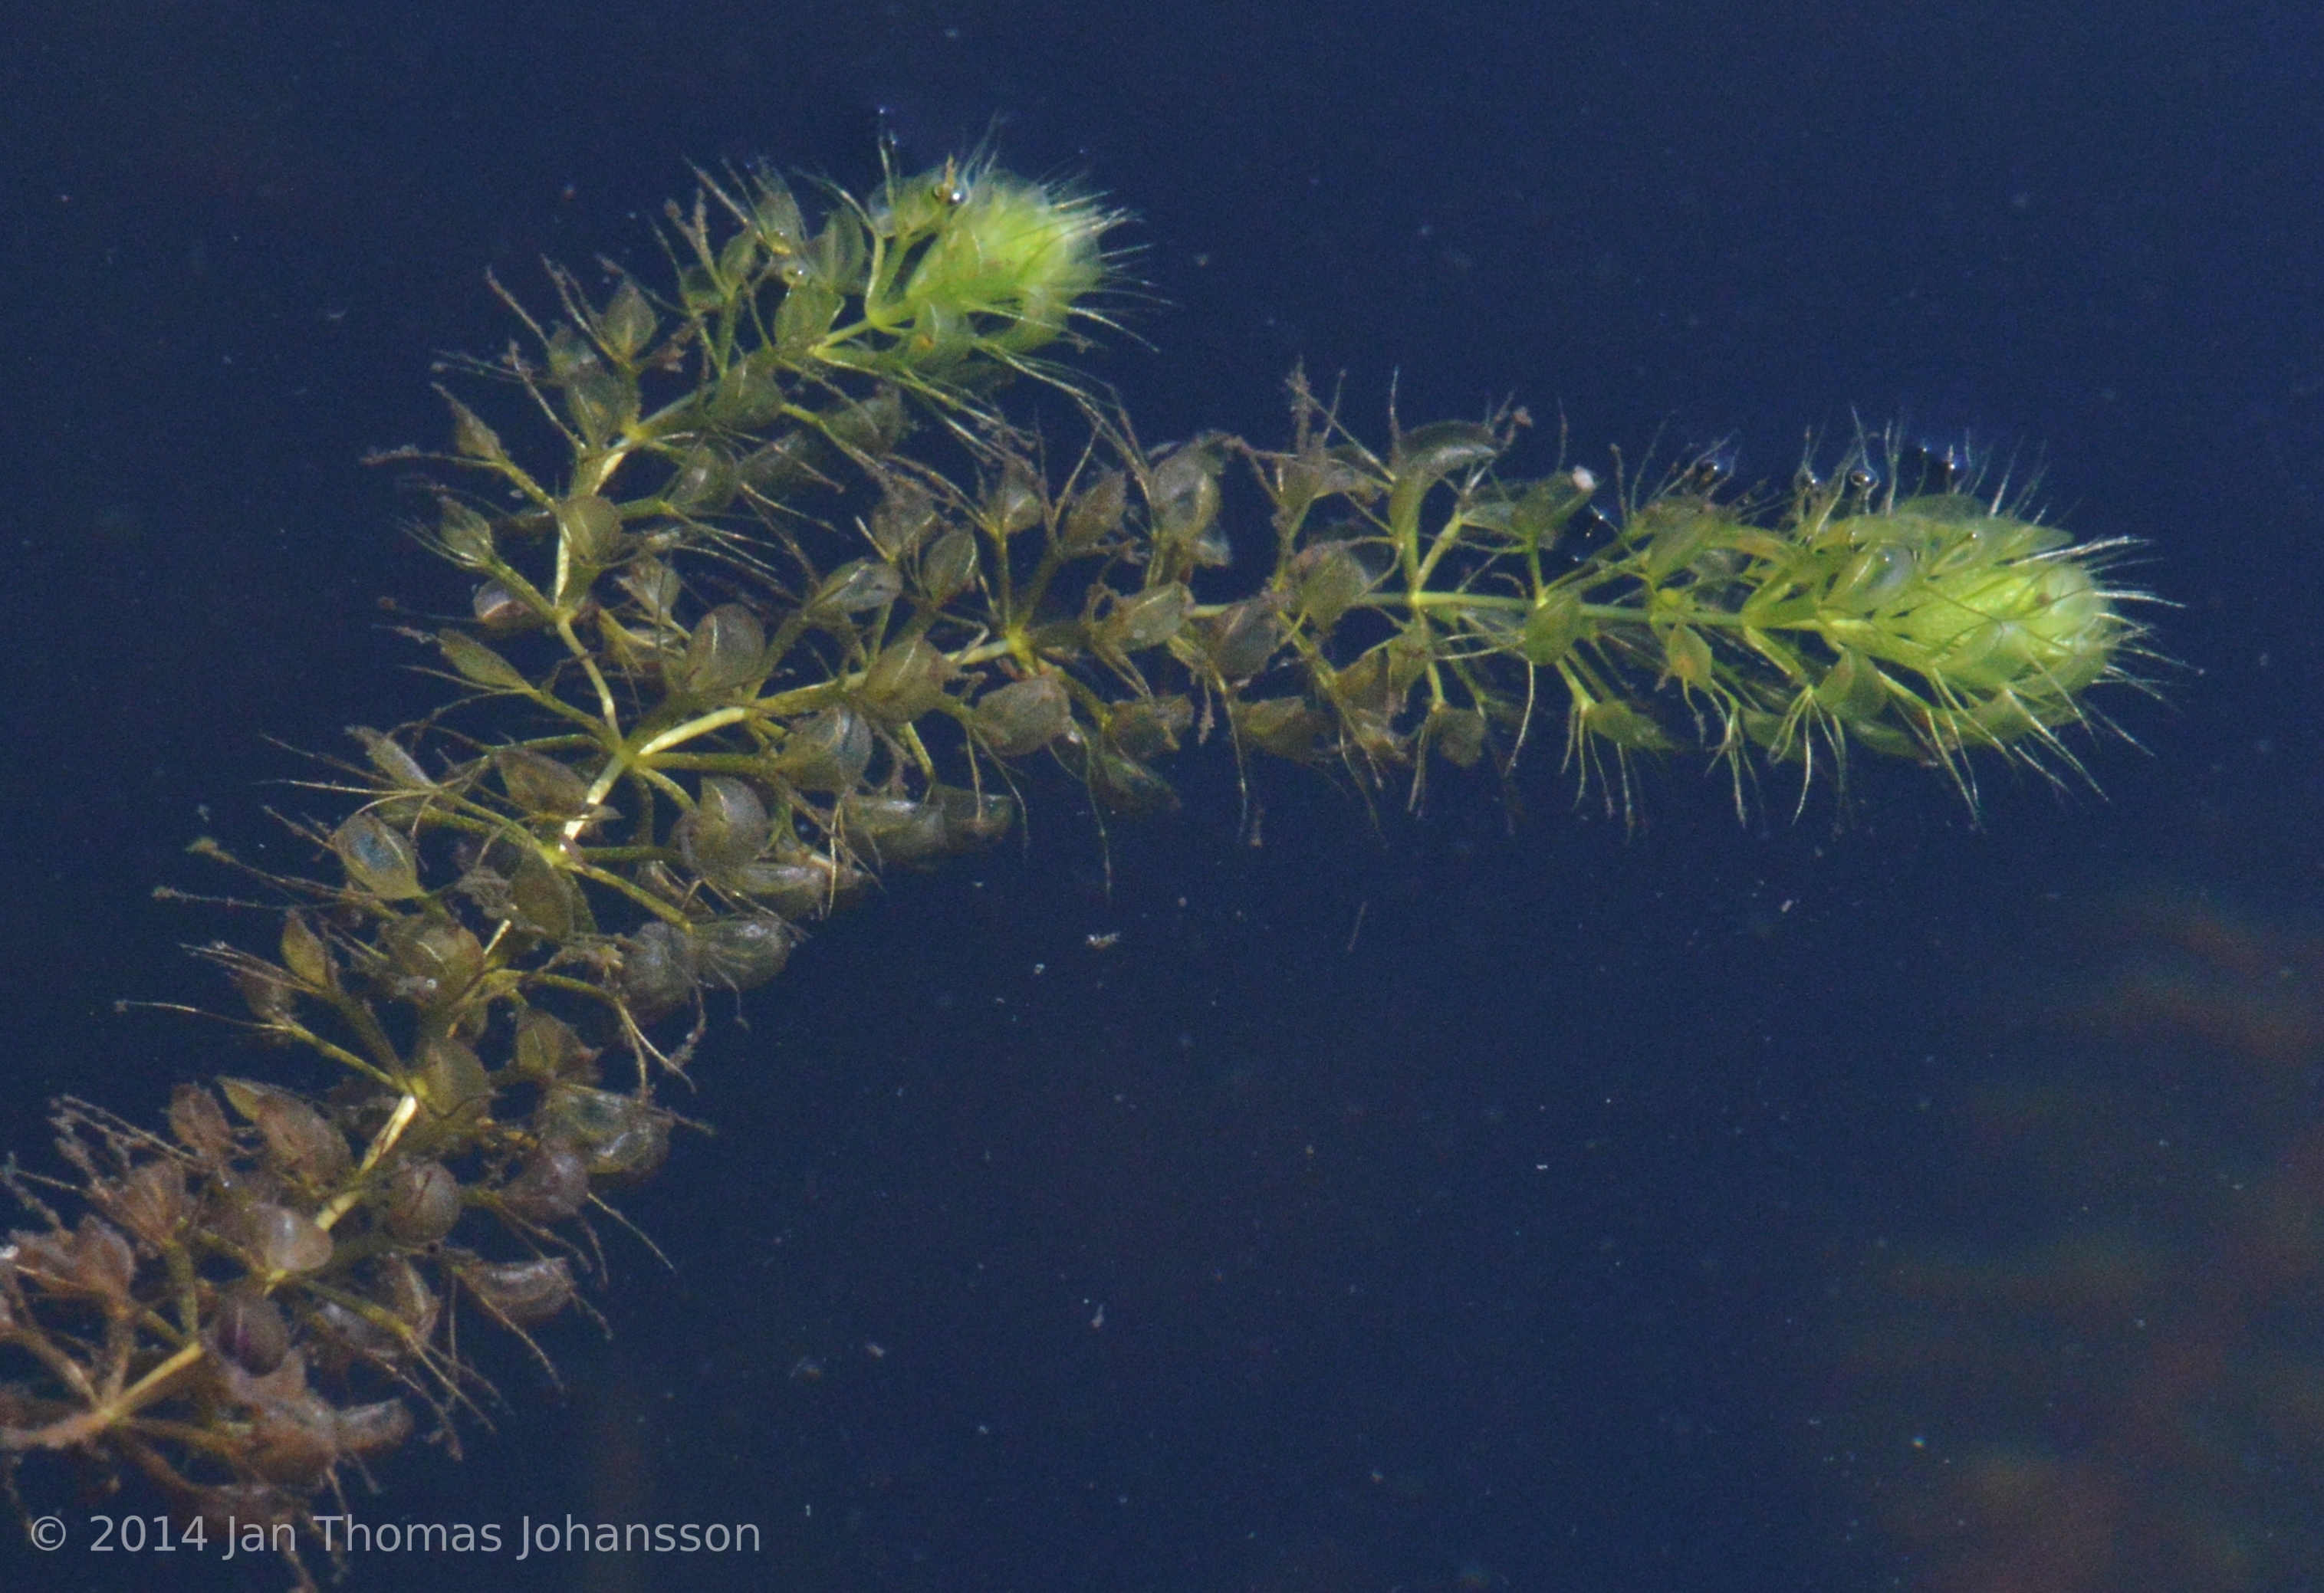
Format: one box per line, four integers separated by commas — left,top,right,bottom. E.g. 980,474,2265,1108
3,2,2320,1588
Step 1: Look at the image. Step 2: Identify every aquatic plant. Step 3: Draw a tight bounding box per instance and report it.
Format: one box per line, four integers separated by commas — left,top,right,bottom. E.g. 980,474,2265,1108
0,153,2139,1585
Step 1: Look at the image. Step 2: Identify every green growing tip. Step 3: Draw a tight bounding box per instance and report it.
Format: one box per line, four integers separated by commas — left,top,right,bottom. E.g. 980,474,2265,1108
770,151,1131,379
883,160,1117,352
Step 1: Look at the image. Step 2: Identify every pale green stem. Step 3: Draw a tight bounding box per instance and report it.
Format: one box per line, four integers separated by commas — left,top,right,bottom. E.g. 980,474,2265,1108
560,705,755,846
555,615,623,734
317,1093,422,1231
